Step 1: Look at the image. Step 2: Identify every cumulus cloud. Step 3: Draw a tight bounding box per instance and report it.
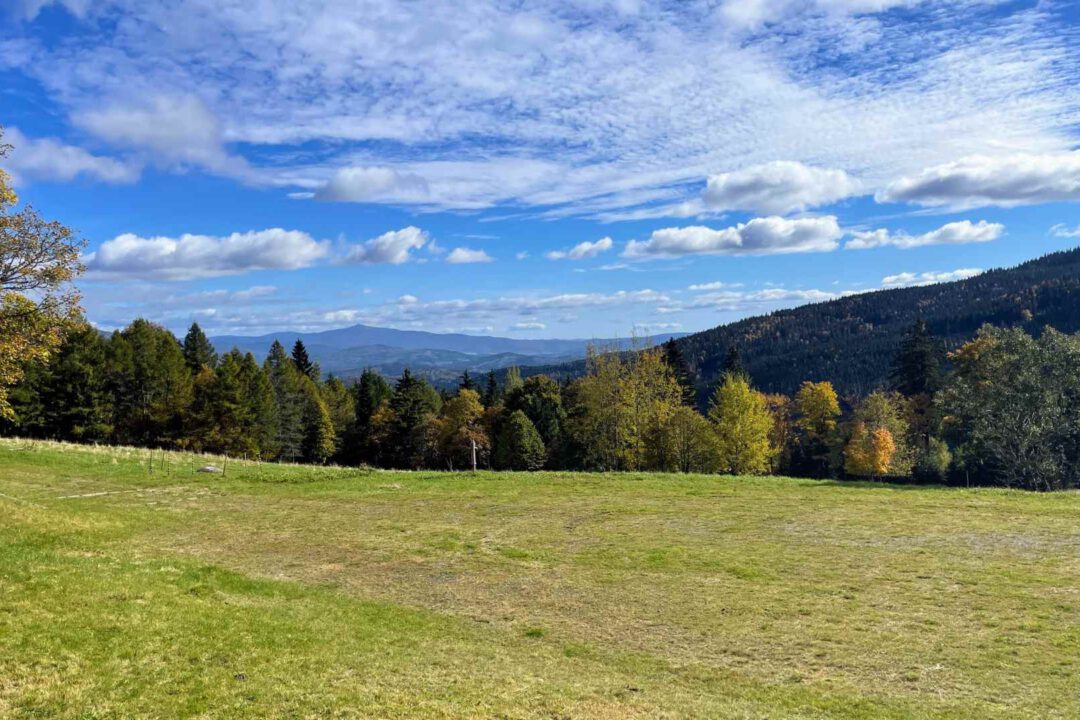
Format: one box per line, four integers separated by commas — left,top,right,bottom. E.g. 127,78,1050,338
446,247,494,264
1050,223,1080,238
315,166,430,203
341,227,430,265
878,153,1080,209
623,216,843,259
846,220,1003,250
545,237,613,260
85,229,328,281
703,161,860,214
512,322,546,330
1,127,139,184
881,268,984,287
76,95,252,180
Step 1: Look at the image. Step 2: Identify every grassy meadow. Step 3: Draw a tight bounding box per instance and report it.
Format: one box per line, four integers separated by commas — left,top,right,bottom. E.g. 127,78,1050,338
1,438,1078,719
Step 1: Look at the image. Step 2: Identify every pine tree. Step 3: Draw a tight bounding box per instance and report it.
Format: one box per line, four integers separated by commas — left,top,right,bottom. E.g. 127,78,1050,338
265,340,304,461
300,377,336,464
387,369,442,468
344,369,391,464
109,319,193,447
722,346,744,378
237,351,277,459
37,323,112,441
890,319,942,396
482,370,499,407
662,338,695,406
182,322,217,373
459,370,476,392
292,339,315,379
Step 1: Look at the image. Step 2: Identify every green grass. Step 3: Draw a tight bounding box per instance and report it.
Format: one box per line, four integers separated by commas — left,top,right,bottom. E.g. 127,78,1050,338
1,439,1078,719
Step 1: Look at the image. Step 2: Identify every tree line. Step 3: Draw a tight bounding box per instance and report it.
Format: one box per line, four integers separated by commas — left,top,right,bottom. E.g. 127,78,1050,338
3,317,1078,491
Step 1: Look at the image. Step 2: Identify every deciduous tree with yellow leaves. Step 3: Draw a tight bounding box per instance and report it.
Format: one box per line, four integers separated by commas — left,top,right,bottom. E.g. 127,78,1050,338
0,128,85,419
708,373,775,475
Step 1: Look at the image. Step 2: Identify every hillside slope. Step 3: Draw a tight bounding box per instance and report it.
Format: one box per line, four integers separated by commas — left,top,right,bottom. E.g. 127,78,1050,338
678,247,1080,396
516,248,1080,398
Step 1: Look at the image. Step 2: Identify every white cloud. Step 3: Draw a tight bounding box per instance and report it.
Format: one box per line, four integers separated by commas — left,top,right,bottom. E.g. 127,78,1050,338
1050,223,1080,238
882,268,984,287
322,309,362,323
623,216,843,259
703,161,860,214
76,95,252,180
688,281,743,291
512,321,546,330
545,236,614,260
846,220,1003,250
515,251,529,260
715,0,920,31
685,287,838,312
2,127,139,184
85,229,328,281
315,166,430,203
341,226,429,265
878,153,1080,209
446,247,494,264
13,1,1080,215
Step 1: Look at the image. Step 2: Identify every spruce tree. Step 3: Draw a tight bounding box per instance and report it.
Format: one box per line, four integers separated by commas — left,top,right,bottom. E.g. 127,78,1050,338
459,370,475,392
39,323,112,441
182,322,217,373
662,338,695,406
344,369,391,464
482,370,499,407
722,346,744,378
265,340,304,461
387,369,442,468
292,339,315,379
110,320,193,446
237,351,278,459
890,319,942,397
300,377,336,464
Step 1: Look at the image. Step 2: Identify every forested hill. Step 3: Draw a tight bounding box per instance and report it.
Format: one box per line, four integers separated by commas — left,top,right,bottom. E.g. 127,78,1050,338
517,247,1080,398
677,247,1080,397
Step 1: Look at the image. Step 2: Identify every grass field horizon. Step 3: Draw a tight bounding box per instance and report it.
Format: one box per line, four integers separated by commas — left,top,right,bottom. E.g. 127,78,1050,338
2,438,1078,718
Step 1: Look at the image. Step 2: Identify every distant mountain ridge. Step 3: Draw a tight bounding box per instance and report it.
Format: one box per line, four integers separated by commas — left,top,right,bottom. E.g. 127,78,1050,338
513,247,1080,399
210,324,688,380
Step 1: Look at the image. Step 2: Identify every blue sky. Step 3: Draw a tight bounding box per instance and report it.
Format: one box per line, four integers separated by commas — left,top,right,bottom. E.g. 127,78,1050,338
2,0,1080,339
